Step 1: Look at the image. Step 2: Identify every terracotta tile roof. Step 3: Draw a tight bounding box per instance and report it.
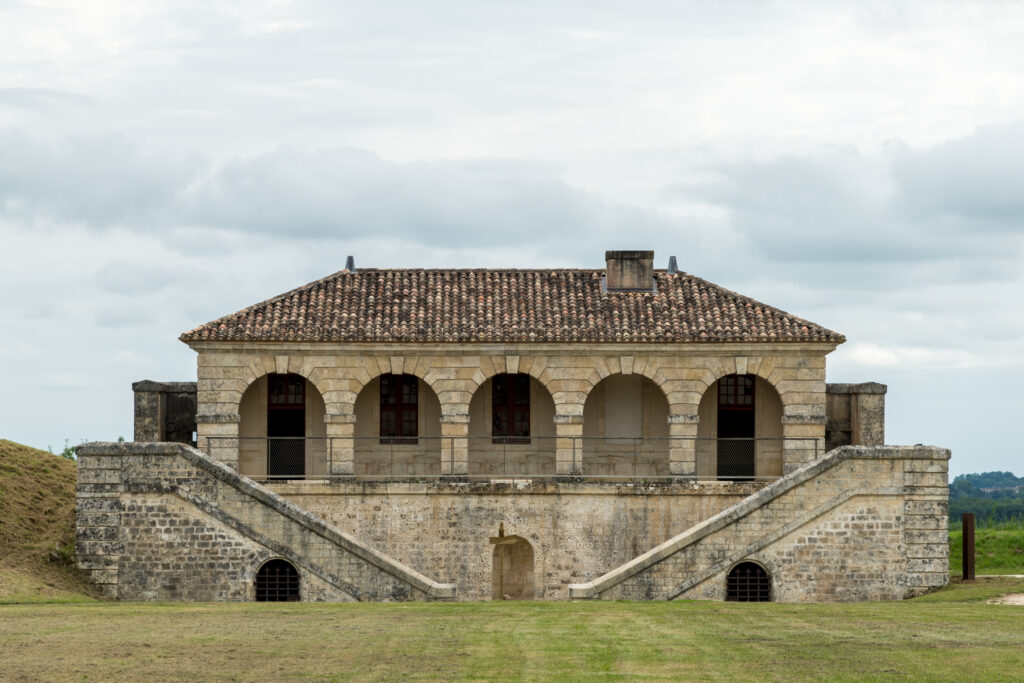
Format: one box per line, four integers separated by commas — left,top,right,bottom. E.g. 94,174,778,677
180,269,844,344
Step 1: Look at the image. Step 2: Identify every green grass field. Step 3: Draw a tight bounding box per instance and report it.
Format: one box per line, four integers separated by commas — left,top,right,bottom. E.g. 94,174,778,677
1,577,1023,681
949,523,1024,576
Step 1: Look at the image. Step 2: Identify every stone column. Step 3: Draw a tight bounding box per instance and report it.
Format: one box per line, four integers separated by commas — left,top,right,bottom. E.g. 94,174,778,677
781,416,826,474
325,413,356,476
132,381,164,442
441,414,469,475
555,415,583,476
668,413,699,476
851,383,886,446
196,414,240,470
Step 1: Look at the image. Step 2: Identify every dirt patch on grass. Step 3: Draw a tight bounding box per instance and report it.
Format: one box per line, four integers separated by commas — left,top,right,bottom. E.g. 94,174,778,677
0,439,98,602
988,593,1024,605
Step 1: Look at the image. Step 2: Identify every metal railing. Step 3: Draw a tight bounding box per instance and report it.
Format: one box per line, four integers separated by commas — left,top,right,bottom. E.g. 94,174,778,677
205,435,821,483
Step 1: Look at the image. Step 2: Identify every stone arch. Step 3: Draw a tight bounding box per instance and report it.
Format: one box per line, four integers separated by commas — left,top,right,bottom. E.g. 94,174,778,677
492,535,534,601
583,356,670,402
236,357,334,412
582,373,670,477
695,373,784,479
254,558,301,602
238,372,327,479
467,373,556,475
352,373,443,476
725,560,772,602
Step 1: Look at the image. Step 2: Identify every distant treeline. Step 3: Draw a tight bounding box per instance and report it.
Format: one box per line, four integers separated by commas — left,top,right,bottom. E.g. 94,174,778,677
949,471,1024,526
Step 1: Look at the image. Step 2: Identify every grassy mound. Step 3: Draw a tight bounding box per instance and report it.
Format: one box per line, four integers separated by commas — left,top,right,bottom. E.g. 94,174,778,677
0,439,97,603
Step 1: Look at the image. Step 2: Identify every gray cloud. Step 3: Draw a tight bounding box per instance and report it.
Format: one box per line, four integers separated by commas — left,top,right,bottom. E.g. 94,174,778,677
0,131,201,228
892,121,1024,226
0,133,678,249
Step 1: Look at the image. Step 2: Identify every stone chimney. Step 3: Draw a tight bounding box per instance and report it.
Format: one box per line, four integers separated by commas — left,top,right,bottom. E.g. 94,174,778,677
605,250,655,291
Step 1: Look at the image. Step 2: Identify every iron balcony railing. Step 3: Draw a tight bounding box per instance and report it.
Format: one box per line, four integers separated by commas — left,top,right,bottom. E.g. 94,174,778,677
204,435,821,483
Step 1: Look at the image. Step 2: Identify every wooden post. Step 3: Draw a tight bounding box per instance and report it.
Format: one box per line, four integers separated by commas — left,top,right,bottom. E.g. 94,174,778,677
962,512,975,581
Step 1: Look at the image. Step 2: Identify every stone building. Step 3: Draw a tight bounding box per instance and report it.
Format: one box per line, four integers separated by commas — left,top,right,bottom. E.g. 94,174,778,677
77,251,949,602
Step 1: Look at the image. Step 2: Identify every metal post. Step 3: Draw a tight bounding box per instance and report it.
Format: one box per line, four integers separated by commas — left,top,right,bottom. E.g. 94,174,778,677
962,512,975,581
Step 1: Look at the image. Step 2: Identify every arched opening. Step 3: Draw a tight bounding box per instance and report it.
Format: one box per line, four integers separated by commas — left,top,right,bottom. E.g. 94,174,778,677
353,373,442,476
725,561,771,602
238,374,327,479
255,559,301,602
582,374,669,477
491,535,534,600
696,374,783,480
468,374,555,476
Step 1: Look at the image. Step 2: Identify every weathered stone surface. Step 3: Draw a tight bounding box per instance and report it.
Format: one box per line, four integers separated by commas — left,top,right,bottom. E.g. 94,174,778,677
568,445,949,602
76,442,456,602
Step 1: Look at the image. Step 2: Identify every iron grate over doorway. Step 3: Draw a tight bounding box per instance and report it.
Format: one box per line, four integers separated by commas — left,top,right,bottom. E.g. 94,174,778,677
725,562,771,602
255,559,301,602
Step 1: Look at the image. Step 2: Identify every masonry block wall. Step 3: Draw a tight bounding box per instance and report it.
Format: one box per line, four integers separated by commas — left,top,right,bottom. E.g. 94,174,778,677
825,382,887,451
280,481,759,601
76,442,456,602
569,445,949,602
133,381,198,445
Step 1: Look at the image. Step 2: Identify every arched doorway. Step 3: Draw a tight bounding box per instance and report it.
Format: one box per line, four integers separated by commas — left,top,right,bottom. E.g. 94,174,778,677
468,374,555,476
696,374,783,480
255,559,301,602
725,561,771,602
491,535,535,600
238,374,327,479
353,373,442,476
582,374,669,477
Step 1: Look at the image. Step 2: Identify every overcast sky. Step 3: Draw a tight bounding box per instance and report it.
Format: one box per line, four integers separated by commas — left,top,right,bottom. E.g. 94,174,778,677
2,1,1021,476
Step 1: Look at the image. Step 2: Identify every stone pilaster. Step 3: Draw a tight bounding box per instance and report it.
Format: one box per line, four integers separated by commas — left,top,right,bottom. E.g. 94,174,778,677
441,415,470,475
326,413,356,476
555,415,583,475
668,413,698,476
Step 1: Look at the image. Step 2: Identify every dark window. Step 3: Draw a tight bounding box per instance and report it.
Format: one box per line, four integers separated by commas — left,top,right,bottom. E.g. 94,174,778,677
380,373,418,443
718,374,754,409
267,374,305,477
726,562,771,602
493,373,530,443
717,374,755,479
269,373,305,409
255,559,300,602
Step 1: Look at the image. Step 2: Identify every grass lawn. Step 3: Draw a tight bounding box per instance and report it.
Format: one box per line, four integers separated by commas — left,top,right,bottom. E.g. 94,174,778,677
950,525,1024,576
1,577,1023,682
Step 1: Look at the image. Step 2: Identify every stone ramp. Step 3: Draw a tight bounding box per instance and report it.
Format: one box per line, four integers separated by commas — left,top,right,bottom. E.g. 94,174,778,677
569,445,950,602
76,442,456,601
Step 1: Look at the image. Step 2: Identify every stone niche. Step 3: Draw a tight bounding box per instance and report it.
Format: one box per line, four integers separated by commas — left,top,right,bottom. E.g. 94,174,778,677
825,382,886,452
133,380,197,445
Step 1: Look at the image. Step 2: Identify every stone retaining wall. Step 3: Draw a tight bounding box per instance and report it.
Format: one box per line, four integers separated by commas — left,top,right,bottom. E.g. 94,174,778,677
569,445,949,601
76,442,456,602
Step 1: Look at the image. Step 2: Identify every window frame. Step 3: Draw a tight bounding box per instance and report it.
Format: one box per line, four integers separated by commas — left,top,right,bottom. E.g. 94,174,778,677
379,373,419,444
492,373,531,444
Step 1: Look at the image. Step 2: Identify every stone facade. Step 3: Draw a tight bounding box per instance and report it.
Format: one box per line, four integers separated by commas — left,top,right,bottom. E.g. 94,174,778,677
189,344,835,478
76,442,455,602
569,445,949,601
77,442,948,602
85,255,937,604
